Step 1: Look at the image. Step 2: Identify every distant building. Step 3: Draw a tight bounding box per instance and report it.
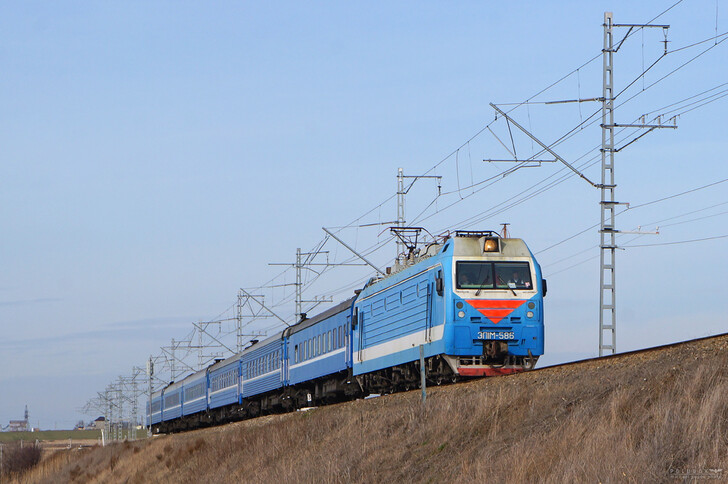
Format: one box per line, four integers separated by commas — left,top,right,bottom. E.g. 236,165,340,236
93,416,106,430
7,420,29,432
6,406,29,432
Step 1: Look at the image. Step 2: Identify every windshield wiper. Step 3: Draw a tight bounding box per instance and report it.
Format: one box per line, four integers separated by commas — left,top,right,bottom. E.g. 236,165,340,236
475,278,491,296
496,275,517,296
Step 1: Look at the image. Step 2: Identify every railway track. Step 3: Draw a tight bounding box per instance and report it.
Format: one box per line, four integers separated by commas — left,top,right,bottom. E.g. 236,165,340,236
152,331,728,435
529,331,728,373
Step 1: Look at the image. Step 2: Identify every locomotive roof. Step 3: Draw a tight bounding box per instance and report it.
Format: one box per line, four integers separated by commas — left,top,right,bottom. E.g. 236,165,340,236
360,233,535,294
452,236,532,257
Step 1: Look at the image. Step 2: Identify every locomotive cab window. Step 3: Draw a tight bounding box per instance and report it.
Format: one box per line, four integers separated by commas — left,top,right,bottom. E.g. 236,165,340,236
457,261,533,291
494,262,532,289
456,261,494,290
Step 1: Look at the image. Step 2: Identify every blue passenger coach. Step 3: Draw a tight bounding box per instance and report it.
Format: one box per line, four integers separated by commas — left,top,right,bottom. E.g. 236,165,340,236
207,355,240,410
161,380,184,421
181,371,207,417
149,390,163,427
282,298,353,407
240,334,284,399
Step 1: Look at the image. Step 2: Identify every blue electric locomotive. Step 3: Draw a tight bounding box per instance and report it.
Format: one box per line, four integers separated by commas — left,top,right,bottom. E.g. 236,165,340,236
352,230,544,393
148,230,545,433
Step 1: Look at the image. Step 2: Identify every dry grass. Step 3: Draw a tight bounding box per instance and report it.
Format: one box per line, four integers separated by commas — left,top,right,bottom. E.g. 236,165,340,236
0,442,43,479
12,335,728,483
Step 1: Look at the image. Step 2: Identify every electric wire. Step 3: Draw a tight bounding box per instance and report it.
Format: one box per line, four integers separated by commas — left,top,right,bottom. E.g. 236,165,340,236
623,234,728,247
644,82,728,116
658,209,728,228
537,178,728,255
539,200,728,274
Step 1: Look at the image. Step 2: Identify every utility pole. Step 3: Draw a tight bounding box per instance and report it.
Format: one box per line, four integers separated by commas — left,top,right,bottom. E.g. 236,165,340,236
170,338,176,382
236,290,270,354
131,378,137,441
600,12,618,357
397,168,405,260
197,328,204,369
598,13,675,356
147,356,153,437
296,248,303,321
192,322,233,360
105,387,112,443
235,289,264,353
291,247,334,322
270,248,364,323
116,381,123,441
237,291,244,353
161,338,195,382
236,288,286,347
395,168,442,263
190,321,227,369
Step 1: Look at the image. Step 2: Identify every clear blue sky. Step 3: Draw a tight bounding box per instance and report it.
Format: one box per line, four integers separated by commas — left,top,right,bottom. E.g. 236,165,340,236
1,1,726,429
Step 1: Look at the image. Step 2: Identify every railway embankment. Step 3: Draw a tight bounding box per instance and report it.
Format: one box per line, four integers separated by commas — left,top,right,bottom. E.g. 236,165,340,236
12,333,728,483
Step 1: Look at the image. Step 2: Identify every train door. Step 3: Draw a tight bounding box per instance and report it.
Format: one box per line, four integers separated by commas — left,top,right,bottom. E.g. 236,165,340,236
238,360,243,405
282,341,288,385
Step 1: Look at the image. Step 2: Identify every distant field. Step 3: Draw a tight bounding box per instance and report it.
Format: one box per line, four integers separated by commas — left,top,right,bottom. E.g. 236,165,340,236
0,428,149,443
0,429,102,442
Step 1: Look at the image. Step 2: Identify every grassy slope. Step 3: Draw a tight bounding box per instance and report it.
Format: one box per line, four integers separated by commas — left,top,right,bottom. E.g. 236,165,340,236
14,335,728,483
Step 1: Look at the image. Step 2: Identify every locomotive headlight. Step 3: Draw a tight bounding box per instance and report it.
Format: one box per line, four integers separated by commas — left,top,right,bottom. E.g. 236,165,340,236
526,311,534,318
457,311,465,319
483,238,499,252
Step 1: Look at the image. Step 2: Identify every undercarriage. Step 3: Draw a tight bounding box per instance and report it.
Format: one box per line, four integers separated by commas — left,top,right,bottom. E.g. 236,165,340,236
154,352,533,434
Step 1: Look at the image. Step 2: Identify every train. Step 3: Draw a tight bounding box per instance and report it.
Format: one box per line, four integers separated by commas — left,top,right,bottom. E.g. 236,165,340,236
148,230,546,433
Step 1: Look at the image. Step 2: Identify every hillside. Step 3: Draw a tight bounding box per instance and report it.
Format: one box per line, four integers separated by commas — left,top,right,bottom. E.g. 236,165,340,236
11,334,728,483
